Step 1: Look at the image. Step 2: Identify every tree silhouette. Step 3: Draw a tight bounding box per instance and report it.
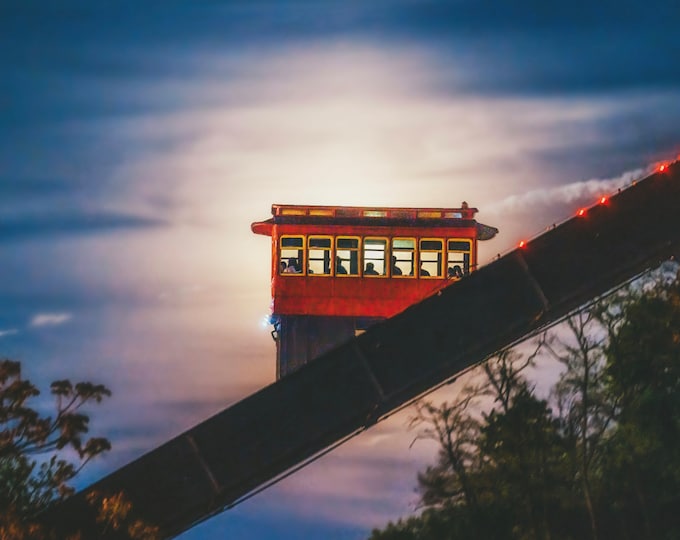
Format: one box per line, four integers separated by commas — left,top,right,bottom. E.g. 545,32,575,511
0,359,159,539
370,267,680,540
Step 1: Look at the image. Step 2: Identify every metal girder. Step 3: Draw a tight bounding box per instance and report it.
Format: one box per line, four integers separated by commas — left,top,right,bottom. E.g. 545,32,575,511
43,162,680,538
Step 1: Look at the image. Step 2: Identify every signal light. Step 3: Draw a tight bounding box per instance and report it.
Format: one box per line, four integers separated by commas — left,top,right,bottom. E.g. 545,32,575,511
577,208,586,217
658,163,668,173
599,196,608,204
518,240,526,248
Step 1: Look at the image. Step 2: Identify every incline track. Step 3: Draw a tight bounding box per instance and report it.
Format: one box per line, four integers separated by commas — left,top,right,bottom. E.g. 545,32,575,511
45,162,680,538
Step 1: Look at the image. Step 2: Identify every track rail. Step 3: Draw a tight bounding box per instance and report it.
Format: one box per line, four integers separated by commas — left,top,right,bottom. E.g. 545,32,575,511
44,162,680,538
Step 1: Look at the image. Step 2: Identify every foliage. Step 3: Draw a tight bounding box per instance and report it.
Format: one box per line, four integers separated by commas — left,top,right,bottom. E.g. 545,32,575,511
370,268,680,540
0,359,159,539
86,490,161,540
0,359,111,516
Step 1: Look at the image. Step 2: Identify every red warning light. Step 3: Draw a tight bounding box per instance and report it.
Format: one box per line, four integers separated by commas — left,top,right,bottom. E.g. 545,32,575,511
599,196,608,204
518,240,526,248
577,208,586,217
658,163,667,172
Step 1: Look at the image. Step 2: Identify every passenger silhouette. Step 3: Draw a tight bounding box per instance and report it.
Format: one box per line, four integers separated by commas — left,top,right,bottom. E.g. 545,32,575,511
335,256,348,275
364,262,379,275
448,265,463,279
391,256,402,276
284,257,300,273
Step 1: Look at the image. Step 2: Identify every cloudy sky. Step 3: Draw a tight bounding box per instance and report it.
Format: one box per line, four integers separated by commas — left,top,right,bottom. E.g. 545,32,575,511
2,1,679,538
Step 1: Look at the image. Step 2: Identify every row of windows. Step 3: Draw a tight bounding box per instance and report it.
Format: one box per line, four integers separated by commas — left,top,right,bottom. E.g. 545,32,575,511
279,235,472,279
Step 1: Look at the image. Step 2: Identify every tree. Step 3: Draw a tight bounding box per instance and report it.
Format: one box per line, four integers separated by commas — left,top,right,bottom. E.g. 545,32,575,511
597,274,680,540
370,266,680,540
0,359,111,517
0,359,159,540
372,348,563,540
410,390,481,512
475,348,572,540
545,309,615,540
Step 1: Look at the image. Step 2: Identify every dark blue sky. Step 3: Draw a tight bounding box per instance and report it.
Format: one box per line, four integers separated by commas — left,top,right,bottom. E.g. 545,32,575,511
2,1,679,538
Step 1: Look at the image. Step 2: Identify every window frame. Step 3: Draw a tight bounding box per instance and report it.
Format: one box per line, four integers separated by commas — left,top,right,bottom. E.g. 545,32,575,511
336,236,360,277
362,236,389,278
307,235,333,277
391,236,416,278
446,238,472,278
419,237,444,278
279,235,306,276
